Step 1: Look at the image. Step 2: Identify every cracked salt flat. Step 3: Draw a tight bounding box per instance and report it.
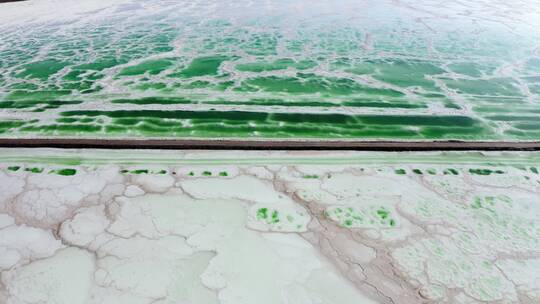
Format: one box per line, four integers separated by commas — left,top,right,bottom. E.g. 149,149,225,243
0,149,539,303
1,0,540,139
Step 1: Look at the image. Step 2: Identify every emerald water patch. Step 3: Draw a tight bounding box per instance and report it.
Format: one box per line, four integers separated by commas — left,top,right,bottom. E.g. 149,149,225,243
236,58,316,72
325,205,398,228
173,56,230,78
118,59,174,76
250,205,310,232
16,59,70,80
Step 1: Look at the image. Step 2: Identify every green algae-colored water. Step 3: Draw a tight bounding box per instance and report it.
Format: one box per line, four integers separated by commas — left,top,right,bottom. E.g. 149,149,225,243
1,0,540,140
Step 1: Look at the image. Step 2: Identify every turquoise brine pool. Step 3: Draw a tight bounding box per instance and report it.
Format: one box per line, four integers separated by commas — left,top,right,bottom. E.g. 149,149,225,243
1,0,540,140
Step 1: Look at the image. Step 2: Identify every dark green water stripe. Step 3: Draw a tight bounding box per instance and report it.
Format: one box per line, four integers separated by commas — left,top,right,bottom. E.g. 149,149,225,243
59,109,479,126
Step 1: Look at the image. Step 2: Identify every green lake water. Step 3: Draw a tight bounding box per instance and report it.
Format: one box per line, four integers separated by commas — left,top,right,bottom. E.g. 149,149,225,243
1,0,540,140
